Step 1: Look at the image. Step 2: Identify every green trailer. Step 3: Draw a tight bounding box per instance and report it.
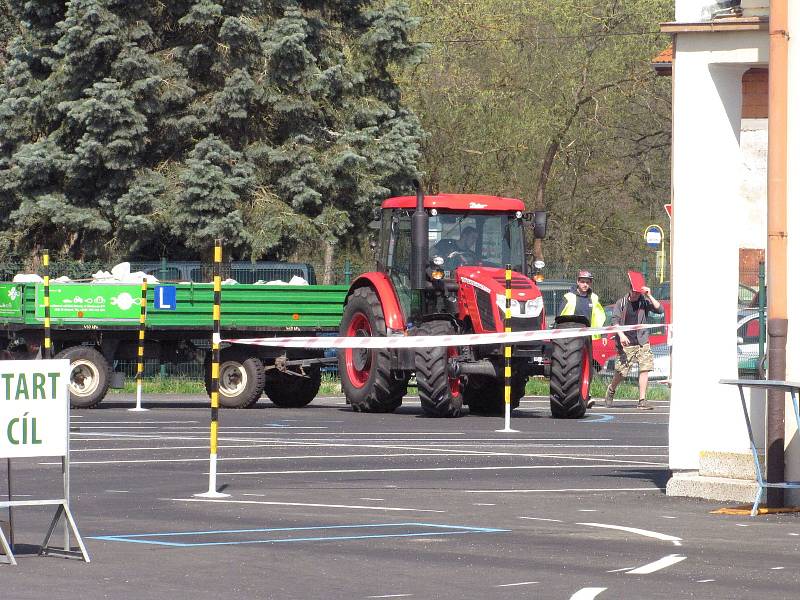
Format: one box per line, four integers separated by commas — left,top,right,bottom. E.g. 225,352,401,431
0,281,348,408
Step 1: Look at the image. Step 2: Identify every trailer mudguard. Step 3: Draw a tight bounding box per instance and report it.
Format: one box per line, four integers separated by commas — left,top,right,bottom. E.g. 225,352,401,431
346,274,406,331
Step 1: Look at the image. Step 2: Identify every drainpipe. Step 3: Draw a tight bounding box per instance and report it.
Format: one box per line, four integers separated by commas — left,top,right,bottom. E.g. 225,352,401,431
766,0,789,508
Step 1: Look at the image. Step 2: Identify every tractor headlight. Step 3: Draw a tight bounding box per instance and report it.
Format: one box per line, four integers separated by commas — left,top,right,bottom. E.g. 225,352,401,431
495,295,519,314
526,297,544,317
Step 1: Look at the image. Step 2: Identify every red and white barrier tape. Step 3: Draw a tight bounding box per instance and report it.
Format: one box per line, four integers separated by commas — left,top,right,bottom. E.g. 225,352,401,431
225,323,667,349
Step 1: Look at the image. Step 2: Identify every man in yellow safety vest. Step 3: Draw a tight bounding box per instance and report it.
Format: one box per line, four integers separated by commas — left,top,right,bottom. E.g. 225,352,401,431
558,270,605,331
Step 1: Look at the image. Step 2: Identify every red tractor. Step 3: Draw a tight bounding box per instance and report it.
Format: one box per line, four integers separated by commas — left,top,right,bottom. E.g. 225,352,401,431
337,182,592,418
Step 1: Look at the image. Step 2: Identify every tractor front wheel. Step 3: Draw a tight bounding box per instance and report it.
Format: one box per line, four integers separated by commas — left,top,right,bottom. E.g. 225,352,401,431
549,322,592,419
463,372,526,415
414,321,465,418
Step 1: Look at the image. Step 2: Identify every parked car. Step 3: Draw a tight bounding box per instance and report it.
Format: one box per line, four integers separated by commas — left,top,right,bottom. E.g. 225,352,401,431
737,309,765,377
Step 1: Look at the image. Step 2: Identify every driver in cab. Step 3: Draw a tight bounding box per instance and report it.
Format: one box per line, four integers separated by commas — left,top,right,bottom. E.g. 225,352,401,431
444,226,478,265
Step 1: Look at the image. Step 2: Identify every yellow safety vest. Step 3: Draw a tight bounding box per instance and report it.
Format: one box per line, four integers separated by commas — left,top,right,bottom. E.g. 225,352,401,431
560,292,606,339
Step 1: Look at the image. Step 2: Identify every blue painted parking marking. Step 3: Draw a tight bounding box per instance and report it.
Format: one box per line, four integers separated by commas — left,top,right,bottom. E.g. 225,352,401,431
580,414,615,423
90,522,510,547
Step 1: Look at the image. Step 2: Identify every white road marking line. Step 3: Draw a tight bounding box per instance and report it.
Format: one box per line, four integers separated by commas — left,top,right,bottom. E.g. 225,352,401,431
223,465,658,476
69,443,284,453
569,587,606,599
578,509,597,512
578,523,682,546
735,523,749,527
771,567,785,570
696,579,715,583
626,554,686,575
366,595,412,598
74,421,196,424
40,452,471,466
472,503,496,506
71,426,159,429
466,487,663,494
607,567,633,573
359,498,385,501
661,516,677,519
175,498,446,513
241,493,265,497
210,439,668,468
496,581,538,587
519,517,563,522
104,490,129,494
790,533,799,536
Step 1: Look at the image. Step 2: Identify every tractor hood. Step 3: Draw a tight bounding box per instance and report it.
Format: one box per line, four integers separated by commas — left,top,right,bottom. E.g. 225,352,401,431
455,266,545,333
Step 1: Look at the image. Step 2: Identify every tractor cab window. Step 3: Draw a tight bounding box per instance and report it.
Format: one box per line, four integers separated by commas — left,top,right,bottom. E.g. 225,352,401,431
429,212,524,274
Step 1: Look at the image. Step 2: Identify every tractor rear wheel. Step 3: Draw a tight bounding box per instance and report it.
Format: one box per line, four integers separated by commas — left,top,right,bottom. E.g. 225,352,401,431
463,372,526,415
549,322,592,419
338,287,407,412
414,321,464,418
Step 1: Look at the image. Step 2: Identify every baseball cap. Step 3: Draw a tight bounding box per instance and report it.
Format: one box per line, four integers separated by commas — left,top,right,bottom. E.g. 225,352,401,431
577,270,593,280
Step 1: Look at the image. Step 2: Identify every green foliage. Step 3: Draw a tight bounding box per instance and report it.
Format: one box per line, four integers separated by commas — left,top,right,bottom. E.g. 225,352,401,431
405,0,673,266
0,0,425,261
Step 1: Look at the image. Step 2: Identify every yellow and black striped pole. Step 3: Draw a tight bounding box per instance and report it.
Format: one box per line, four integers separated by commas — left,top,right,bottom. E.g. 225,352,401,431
129,279,149,412
42,249,52,359
197,238,229,498
497,263,518,433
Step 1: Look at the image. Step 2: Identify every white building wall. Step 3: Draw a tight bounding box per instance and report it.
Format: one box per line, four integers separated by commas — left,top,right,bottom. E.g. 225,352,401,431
669,31,769,470
739,118,768,249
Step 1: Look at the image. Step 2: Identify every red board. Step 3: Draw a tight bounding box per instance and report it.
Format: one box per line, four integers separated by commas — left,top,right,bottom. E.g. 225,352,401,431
627,270,646,293
664,203,672,219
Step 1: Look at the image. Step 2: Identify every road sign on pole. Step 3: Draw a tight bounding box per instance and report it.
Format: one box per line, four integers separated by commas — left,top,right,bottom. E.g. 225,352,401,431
644,224,663,248
664,203,672,219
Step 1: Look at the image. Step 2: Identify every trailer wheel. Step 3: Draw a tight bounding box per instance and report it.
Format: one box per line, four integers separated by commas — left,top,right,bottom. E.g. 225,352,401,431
204,351,265,408
55,346,111,409
338,287,407,413
549,322,592,419
414,321,464,418
463,373,526,415
264,366,322,408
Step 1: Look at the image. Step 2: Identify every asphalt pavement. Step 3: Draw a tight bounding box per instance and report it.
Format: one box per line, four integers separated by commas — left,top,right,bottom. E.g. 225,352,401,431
1,393,798,599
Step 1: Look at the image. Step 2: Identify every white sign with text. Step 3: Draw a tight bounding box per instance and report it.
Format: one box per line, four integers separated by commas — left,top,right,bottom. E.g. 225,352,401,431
0,359,70,458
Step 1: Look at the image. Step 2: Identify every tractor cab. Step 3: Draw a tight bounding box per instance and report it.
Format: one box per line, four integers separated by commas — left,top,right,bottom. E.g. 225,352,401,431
375,191,545,328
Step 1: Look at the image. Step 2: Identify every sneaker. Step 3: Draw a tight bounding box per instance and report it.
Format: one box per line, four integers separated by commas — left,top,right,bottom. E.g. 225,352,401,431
636,399,654,410
586,398,595,409
604,385,616,408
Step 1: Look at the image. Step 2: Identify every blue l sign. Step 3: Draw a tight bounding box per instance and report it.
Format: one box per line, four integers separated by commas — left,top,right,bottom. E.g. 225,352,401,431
154,285,177,310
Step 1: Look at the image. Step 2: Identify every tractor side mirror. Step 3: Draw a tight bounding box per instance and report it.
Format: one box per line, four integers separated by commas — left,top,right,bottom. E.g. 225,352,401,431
532,211,547,239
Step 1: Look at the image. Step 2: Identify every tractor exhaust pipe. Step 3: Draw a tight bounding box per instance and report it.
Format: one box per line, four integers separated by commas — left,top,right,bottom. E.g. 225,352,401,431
411,179,429,290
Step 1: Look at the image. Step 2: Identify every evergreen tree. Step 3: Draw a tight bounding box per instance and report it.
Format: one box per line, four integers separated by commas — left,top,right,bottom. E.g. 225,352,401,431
0,0,425,262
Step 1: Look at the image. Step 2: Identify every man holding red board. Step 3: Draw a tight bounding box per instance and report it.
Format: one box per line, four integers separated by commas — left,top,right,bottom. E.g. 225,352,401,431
604,271,664,409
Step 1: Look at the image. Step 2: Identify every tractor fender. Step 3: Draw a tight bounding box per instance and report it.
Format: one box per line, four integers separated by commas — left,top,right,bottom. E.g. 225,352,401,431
345,273,406,331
